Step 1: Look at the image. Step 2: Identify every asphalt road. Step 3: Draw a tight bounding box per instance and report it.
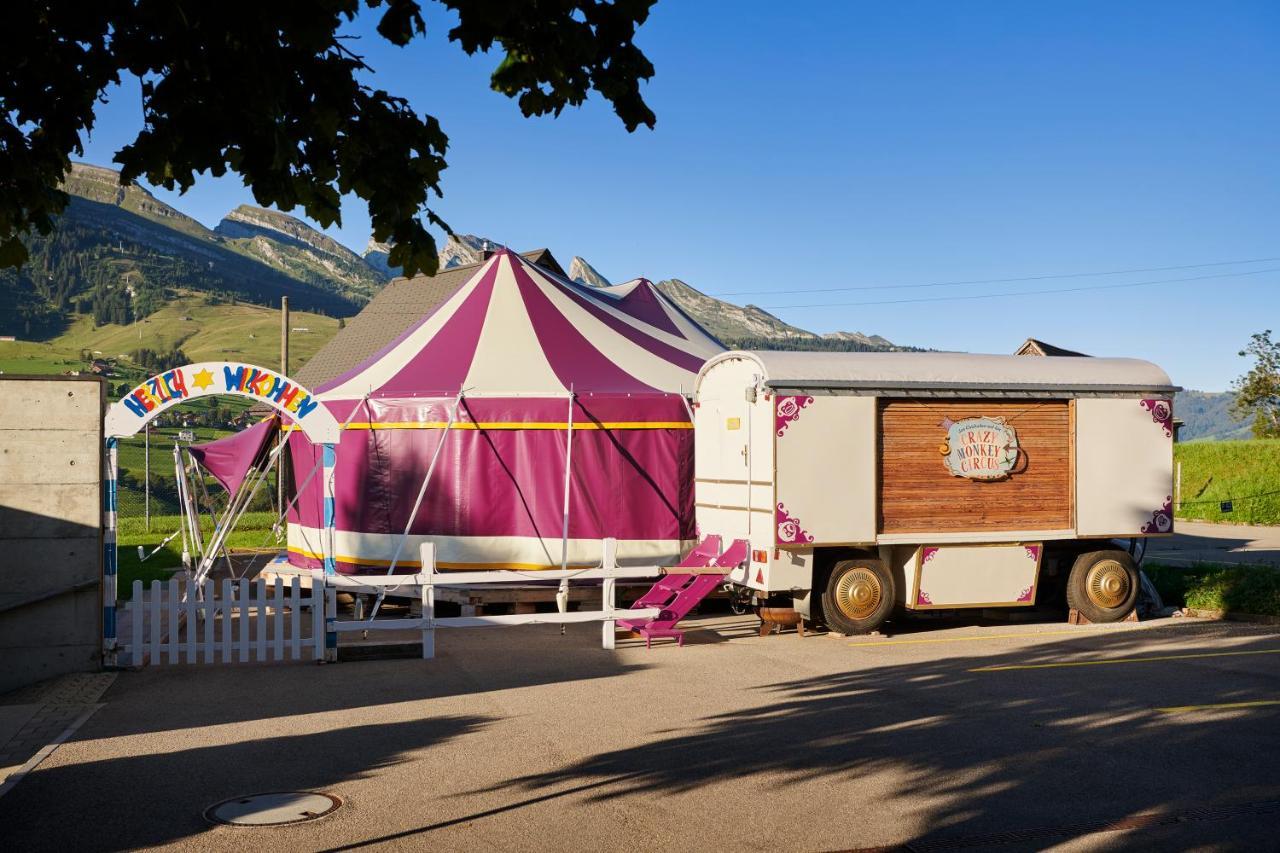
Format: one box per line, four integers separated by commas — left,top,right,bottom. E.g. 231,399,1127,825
1148,520,1280,566
3,612,1279,852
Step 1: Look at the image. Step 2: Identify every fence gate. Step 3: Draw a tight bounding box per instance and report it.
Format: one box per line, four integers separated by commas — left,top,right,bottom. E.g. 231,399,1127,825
122,577,335,667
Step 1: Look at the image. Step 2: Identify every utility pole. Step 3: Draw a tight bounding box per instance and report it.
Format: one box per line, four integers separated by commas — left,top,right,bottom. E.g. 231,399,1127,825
278,296,289,514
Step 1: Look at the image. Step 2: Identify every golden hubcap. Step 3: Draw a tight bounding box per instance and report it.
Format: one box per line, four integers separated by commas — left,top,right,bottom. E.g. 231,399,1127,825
835,568,882,621
1086,560,1131,609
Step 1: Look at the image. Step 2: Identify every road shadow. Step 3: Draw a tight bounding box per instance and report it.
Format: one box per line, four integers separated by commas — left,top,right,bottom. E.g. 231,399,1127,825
86,623,654,736
0,714,492,851
1149,526,1280,567
4,621,1279,851
454,623,1280,850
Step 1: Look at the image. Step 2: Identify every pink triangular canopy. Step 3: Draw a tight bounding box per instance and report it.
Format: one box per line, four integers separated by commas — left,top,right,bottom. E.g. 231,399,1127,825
189,416,278,495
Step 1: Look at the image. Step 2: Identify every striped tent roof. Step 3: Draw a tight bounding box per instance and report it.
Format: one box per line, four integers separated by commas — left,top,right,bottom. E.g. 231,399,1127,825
317,249,723,401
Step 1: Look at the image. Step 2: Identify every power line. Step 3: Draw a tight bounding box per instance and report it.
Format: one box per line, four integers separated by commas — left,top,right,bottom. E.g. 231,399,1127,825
709,255,1280,298
759,266,1280,310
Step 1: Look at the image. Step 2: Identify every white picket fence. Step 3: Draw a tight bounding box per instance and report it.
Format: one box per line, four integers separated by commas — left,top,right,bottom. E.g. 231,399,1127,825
323,539,664,658
124,577,334,666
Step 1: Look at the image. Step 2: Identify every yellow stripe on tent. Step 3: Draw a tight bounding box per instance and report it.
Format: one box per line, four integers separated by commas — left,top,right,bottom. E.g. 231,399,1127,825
287,545,597,571
283,421,692,432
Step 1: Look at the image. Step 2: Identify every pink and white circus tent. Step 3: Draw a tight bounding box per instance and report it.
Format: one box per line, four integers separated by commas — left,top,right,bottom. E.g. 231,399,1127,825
284,248,724,572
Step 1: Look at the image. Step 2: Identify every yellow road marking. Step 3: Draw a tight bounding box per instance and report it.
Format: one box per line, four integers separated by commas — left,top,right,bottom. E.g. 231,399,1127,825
971,648,1280,672
1157,699,1280,714
849,629,1088,647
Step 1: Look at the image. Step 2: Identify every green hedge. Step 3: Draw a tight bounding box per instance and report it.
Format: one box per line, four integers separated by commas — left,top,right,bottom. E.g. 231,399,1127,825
1145,562,1280,617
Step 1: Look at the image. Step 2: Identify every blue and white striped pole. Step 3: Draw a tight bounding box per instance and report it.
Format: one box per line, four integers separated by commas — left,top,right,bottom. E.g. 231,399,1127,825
103,437,119,667
322,441,337,661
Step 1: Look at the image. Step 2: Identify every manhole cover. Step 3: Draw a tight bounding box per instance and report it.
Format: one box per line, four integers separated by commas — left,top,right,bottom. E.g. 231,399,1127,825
205,791,342,826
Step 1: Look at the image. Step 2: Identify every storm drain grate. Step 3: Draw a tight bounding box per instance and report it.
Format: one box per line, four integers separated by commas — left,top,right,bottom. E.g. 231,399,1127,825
205,791,342,826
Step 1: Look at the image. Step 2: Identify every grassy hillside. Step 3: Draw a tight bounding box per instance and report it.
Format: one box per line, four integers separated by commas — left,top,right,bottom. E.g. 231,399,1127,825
0,340,87,376
57,295,340,370
0,296,339,380
0,163,380,343
1175,439,1280,525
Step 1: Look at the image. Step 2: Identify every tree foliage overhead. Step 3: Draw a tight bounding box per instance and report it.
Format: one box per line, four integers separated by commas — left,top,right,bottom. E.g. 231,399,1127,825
0,1,656,276
1230,330,1280,438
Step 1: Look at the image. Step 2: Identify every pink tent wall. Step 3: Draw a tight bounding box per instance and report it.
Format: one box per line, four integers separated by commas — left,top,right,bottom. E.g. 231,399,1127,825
284,250,722,572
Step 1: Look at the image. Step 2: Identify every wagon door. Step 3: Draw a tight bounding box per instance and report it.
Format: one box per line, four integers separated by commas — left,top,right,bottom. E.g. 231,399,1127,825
693,358,773,546
694,397,757,543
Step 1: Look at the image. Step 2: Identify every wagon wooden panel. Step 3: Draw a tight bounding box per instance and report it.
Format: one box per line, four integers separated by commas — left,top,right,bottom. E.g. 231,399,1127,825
878,399,1072,533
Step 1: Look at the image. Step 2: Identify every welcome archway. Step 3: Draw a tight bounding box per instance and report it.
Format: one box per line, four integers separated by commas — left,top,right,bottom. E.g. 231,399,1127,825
102,362,341,665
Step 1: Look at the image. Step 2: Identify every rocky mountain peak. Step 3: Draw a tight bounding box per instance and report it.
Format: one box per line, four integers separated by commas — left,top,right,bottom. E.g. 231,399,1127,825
216,205,361,265
569,256,610,288
363,238,398,278
439,234,501,269
62,162,210,237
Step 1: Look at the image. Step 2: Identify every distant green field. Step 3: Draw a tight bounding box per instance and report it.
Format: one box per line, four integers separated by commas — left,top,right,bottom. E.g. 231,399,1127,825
0,294,339,381
118,511,281,596
1175,439,1280,525
0,340,87,375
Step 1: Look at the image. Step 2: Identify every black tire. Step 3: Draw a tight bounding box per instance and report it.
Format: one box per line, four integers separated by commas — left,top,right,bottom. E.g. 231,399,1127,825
821,559,894,635
1065,550,1140,623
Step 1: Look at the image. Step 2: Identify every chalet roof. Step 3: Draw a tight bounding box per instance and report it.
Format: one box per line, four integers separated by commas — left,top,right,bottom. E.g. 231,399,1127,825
293,248,564,390
699,350,1178,396
1015,338,1090,357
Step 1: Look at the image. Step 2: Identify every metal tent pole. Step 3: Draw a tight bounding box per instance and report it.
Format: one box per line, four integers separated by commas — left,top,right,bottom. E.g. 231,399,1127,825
172,445,192,569
278,296,289,515
367,390,464,622
192,434,290,587
321,441,338,662
191,455,234,579
557,387,576,622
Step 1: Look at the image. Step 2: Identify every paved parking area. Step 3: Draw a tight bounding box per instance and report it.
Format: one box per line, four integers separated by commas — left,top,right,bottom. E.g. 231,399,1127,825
2,611,1278,851
1149,520,1280,566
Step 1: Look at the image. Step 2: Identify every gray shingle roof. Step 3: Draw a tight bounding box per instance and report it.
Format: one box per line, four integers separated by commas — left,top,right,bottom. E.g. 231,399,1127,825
294,249,564,390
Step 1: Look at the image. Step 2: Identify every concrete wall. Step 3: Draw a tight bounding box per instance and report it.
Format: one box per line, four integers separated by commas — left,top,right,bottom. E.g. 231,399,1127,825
0,376,104,693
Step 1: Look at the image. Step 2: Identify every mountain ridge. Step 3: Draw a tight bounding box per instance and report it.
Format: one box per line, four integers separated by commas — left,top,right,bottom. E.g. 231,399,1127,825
215,204,387,302
654,278,914,351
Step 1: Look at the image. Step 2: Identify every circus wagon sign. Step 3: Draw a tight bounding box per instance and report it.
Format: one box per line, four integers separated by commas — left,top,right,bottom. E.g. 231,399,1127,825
939,416,1020,481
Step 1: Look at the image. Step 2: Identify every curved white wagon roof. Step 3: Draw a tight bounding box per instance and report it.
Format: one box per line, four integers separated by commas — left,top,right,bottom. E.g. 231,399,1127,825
697,350,1178,396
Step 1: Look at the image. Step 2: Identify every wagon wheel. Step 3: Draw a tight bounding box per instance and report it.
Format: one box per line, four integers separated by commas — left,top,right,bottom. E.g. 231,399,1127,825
1066,550,1139,623
821,559,894,635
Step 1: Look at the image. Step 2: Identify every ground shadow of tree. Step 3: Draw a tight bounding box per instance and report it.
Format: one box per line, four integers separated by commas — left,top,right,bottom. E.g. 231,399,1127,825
80,628,656,737
0,714,493,851
464,622,1280,850
4,621,1278,851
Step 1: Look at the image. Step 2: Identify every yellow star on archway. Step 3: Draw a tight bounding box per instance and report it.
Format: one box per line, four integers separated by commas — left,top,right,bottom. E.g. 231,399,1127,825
191,368,215,391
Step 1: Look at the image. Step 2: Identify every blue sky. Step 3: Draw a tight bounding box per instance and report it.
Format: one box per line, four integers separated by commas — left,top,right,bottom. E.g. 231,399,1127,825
77,2,1280,391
